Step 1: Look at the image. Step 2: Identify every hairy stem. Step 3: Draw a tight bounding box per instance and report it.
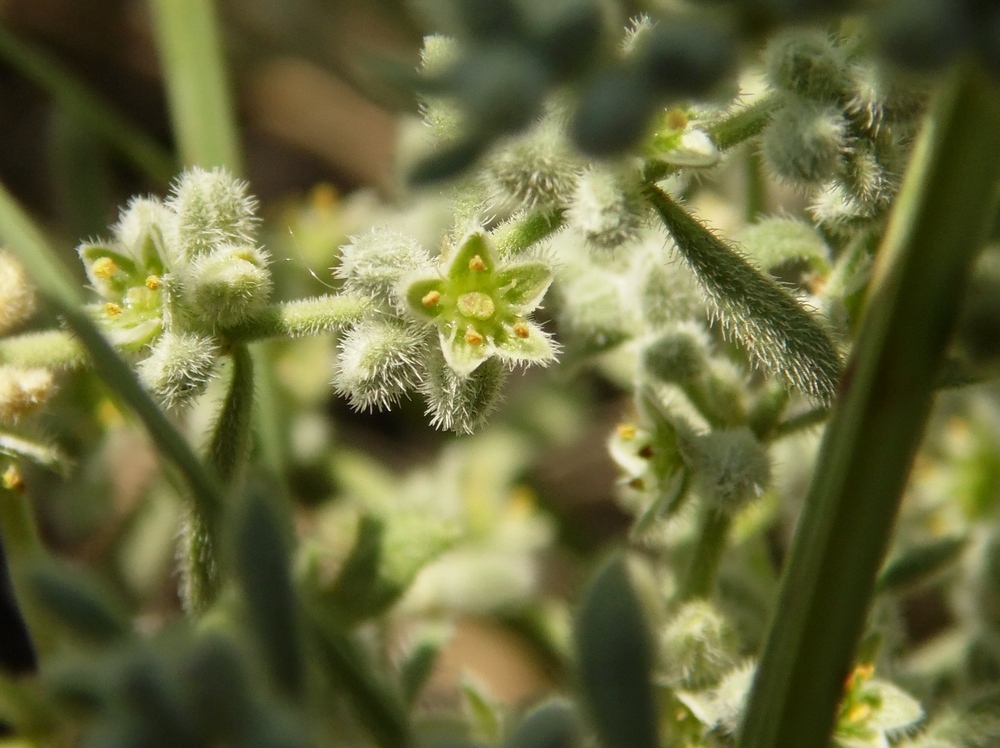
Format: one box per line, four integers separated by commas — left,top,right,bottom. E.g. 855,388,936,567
221,295,372,342
679,508,732,601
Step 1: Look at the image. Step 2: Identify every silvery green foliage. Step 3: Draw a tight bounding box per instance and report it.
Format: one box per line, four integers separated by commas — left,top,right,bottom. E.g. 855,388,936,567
76,168,271,407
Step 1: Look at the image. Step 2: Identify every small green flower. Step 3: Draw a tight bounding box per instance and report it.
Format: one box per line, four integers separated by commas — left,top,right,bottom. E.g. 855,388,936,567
403,229,557,377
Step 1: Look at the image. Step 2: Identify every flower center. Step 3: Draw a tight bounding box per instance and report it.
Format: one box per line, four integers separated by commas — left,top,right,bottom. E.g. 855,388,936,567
457,291,495,320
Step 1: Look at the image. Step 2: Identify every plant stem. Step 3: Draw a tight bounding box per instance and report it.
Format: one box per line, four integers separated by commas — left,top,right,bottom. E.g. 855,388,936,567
149,0,242,173
221,295,372,342
738,64,1000,748
181,344,255,614
493,208,566,256
0,26,176,184
679,508,732,601
0,330,86,370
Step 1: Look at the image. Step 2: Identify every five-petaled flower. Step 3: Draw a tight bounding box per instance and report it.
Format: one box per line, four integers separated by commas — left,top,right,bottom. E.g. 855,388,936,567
403,229,557,377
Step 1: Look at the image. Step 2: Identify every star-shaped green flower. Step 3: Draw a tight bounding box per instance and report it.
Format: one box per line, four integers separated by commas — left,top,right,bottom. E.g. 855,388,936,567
404,230,556,377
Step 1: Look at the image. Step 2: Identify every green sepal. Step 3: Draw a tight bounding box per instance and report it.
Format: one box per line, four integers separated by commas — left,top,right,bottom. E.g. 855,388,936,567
495,321,557,366
447,230,496,281
405,277,447,319
441,326,492,377
496,263,553,311
78,243,142,299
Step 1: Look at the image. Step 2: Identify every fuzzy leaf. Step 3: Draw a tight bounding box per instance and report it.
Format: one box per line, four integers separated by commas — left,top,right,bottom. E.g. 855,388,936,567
644,186,843,405
574,555,659,748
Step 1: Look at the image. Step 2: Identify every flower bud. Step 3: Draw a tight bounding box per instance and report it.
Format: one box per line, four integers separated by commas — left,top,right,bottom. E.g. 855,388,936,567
485,119,583,210
136,331,220,408
567,166,648,250
185,244,272,328
167,167,259,262
734,217,831,274
333,318,427,411
659,600,736,688
764,30,849,104
0,251,36,335
0,365,55,423
420,353,507,433
642,323,710,384
763,98,848,187
336,229,433,308
682,427,771,513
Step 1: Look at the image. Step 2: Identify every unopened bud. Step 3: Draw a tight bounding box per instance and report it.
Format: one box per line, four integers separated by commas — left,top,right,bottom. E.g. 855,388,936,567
0,365,55,423
333,318,426,411
765,30,850,104
336,229,433,309
0,251,36,334
682,427,771,513
660,600,736,688
567,166,648,251
185,244,272,328
167,167,259,261
763,98,848,187
136,332,220,408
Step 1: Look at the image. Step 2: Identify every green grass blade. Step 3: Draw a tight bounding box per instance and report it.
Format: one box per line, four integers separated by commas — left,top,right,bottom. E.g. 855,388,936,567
149,0,242,173
737,64,1000,748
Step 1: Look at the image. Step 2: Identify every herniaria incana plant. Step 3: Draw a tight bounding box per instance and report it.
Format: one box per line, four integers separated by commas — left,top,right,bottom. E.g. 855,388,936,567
3,1,1000,747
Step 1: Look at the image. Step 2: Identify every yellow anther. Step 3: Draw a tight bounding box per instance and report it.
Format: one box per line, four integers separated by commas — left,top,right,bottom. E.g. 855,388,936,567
145,275,161,290
104,302,123,317
464,329,484,346
664,108,689,131
845,703,872,724
2,464,24,493
92,257,117,279
421,290,441,307
513,322,530,339
616,423,637,440
468,254,487,272
854,664,875,682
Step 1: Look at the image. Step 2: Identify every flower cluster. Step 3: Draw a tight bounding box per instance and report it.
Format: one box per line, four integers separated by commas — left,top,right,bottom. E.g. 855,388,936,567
334,225,556,432
77,168,271,406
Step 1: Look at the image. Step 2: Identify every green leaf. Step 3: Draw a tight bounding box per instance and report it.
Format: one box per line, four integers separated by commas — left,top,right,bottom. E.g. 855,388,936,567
400,634,444,706
462,677,504,743
505,700,581,748
875,536,968,594
234,490,304,699
573,555,659,748
496,263,553,311
27,562,130,645
644,185,843,406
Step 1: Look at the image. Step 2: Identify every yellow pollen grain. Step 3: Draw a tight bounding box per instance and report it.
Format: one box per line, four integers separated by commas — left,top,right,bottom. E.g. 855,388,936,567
92,257,117,279
846,703,872,724
616,423,637,440
854,664,874,682
421,290,441,306
468,254,487,272
145,275,161,290
104,302,123,317
464,329,484,346
513,322,530,339
2,464,24,493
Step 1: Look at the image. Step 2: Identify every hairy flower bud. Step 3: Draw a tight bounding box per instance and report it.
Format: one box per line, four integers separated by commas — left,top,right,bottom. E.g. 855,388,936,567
136,331,220,408
167,167,259,262
485,118,583,211
334,318,427,411
336,229,433,308
0,365,55,423
660,600,736,688
421,353,507,433
0,251,36,335
642,323,710,384
764,30,849,104
112,197,172,272
185,245,272,328
763,98,848,187
682,427,771,513
567,166,648,250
